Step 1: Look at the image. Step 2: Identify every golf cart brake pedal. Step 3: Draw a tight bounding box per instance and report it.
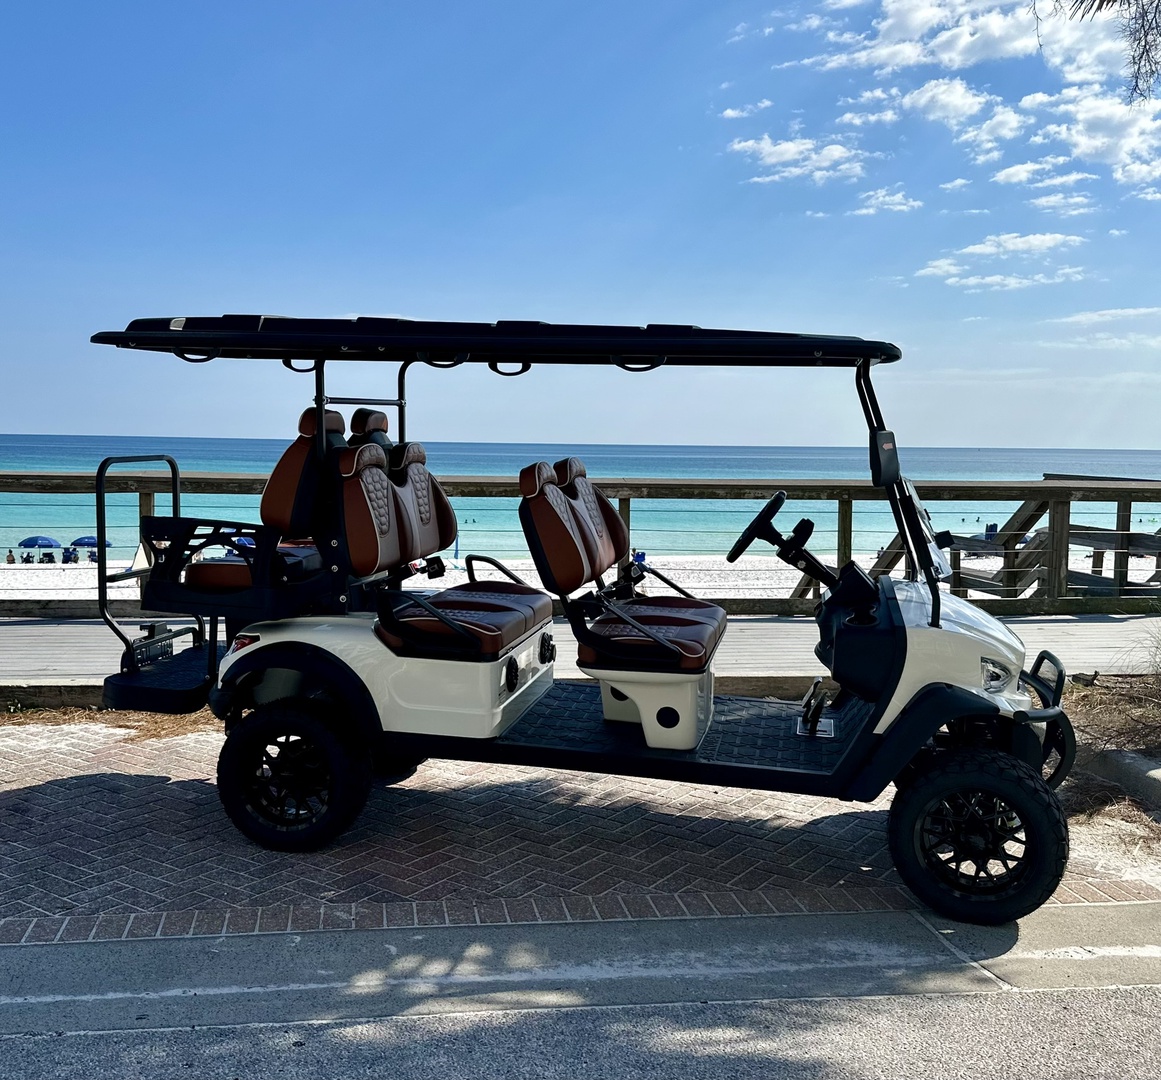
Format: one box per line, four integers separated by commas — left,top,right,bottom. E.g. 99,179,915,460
797,678,834,738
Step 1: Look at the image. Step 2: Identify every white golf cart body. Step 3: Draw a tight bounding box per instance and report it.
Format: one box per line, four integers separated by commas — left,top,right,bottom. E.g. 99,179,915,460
90,314,1073,925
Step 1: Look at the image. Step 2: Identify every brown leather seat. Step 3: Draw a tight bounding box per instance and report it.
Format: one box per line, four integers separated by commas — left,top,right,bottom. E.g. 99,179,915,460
388,441,553,621
183,408,343,591
376,599,530,656
518,458,726,673
551,457,727,639
577,614,721,671
348,408,393,452
372,441,553,659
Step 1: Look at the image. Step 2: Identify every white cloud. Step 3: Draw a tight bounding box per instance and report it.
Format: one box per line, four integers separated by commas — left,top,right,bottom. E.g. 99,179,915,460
1031,170,1099,187
805,210,830,217
1039,334,1161,352
1028,192,1095,215
729,135,867,182
902,77,992,128
916,257,965,277
957,232,1085,256
847,185,923,214
1109,228,1128,236
721,99,773,119
1049,307,1161,325
940,177,971,190
836,108,899,125
1024,86,1161,185
787,15,839,33
939,266,1085,291
956,104,1030,162
991,160,1048,185
839,87,899,105
1135,187,1161,200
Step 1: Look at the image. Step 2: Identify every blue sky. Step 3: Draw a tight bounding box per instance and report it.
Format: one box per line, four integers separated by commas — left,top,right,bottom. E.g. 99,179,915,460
0,1,1158,448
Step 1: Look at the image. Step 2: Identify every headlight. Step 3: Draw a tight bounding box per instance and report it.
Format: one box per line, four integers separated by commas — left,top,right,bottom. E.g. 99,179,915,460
981,657,1013,693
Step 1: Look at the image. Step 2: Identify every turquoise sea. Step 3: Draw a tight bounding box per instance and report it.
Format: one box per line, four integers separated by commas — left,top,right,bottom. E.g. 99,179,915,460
2,434,1160,561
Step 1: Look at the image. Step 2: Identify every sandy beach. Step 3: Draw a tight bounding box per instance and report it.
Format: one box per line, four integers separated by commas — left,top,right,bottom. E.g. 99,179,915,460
2,551,1157,602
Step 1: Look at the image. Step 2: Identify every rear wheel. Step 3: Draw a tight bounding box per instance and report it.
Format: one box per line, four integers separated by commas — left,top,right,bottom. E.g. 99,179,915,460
217,701,373,852
888,748,1068,925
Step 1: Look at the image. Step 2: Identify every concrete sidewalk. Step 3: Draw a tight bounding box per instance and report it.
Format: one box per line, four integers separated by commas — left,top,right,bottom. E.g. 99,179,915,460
2,613,1159,692
0,904,1158,1080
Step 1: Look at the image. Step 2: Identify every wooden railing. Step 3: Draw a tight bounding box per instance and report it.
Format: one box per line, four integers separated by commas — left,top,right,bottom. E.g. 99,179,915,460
1,470,1160,618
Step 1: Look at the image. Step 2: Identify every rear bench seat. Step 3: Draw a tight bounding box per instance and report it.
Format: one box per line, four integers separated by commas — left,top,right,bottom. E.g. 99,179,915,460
374,441,553,659
183,408,345,591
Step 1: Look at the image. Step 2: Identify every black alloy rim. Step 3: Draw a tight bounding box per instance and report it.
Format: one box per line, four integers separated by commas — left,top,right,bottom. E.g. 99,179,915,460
248,734,332,828
918,790,1030,896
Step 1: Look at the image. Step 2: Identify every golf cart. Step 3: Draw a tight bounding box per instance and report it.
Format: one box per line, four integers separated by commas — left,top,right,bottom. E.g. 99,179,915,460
92,315,1073,925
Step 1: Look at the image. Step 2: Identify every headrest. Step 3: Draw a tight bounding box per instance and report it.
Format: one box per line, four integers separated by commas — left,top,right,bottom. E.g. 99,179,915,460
388,441,427,471
553,457,587,486
520,461,557,498
350,408,389,436
297,407,345,438
337,442,386,478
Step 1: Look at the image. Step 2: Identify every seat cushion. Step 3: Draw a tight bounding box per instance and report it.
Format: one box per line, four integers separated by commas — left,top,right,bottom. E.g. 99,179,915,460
437,581,553,632
577,614,722,672
384,598,529,656
618,596,727,639
183,544,322,591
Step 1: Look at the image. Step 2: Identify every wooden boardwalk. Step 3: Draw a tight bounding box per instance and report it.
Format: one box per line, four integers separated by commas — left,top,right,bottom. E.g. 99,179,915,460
1,613,1157,689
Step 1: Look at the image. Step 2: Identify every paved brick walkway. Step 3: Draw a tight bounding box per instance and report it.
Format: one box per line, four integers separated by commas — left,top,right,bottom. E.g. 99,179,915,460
1,722,1158,946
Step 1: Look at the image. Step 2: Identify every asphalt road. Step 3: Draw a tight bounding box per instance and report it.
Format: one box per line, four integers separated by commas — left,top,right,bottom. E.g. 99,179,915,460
1,904,1158,1078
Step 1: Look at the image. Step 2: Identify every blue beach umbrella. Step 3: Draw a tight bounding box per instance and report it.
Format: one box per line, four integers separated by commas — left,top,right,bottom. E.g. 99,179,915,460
70,536,112,548
18,536,60,549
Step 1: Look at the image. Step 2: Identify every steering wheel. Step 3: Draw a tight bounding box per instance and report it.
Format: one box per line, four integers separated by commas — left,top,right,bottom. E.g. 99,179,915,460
726,492,786,563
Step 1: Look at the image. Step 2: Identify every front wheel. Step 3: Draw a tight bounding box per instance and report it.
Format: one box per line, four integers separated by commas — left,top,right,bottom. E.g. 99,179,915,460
888,748,1068,925
217,701,373,852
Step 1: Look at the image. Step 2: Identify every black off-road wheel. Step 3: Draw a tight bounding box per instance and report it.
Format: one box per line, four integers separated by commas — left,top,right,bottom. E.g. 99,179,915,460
888,748,1069,925
217,702,373,852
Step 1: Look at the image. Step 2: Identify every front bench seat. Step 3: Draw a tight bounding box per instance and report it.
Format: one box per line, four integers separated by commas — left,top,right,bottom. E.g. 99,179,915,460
518,461,725,672
518,460,725,750
551,457,727,637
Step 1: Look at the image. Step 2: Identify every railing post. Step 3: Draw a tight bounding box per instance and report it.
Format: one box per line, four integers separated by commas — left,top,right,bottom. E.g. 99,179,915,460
837,495,852,568
138,491,154,605
1046,499,1070,600
1114,497,1132,596
950,548,966,597
618,496,632,571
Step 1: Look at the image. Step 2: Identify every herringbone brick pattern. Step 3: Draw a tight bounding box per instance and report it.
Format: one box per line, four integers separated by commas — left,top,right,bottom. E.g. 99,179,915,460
0,722,1157,944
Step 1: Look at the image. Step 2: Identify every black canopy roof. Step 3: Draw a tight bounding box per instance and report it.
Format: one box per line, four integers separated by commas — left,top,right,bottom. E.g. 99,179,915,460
91,315,901,367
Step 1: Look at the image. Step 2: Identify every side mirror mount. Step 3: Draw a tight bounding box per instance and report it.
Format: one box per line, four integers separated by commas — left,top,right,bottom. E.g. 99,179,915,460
870,430,900,488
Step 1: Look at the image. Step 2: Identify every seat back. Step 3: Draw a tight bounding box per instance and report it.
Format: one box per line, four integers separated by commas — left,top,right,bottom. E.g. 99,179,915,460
519,457,632,596
348,408,393,452
552,457,628,573
338,443,407,577
260,408,347,537
518,461,598,596
389,442,459,562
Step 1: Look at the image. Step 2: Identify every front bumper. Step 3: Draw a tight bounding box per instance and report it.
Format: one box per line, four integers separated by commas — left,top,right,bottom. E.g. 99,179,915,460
1012,649,1067,724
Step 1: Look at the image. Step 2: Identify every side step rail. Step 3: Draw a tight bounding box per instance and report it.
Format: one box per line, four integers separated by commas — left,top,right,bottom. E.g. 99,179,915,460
95,455,216,682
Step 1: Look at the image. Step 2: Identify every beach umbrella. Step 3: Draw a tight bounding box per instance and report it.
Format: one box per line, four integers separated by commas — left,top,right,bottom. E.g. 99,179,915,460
70,536,112,548
18,536,60,549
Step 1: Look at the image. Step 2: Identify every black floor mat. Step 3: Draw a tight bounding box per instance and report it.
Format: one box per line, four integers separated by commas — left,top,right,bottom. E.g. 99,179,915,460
502,681,871,774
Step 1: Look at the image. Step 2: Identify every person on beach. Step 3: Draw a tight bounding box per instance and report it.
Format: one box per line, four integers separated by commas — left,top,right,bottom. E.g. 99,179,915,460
5,550,13,564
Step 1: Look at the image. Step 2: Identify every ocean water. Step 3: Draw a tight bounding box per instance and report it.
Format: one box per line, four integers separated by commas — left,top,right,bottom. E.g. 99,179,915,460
2,434,1160,561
